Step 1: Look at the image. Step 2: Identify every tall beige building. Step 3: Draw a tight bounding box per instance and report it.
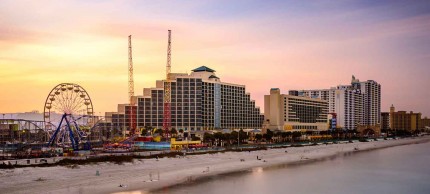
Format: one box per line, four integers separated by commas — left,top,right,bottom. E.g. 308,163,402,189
102,66,264,134
264,88,328,132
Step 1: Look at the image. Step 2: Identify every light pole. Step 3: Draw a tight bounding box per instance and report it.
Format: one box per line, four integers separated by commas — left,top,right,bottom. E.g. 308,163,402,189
237,130,240,148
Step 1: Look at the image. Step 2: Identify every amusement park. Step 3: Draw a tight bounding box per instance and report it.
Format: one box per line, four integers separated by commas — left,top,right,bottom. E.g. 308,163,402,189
1,82,102,159
0,81,207,161
0,31,228,163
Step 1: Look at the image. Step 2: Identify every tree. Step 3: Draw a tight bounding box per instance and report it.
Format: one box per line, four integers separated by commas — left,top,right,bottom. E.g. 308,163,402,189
203,132,214,145
239,129,248,143
141,128,148,136
396,129,412,137
192,136,201,141
255,134,263,142
275,131,282,143
170,128,178,137
144,125,153,130
285,131,292,142
177,129,184,138
214,132,224,146
264,129,274,142
292,131,302,142
281,132,288,142
230,131,239,145
154,128,164,136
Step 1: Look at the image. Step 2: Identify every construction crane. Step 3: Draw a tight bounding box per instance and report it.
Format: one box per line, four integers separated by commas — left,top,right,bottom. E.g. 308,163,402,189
163,30,172,136
128,35,136,135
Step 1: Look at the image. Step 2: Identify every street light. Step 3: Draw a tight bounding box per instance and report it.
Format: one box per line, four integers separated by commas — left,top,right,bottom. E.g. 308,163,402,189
237,130,240,148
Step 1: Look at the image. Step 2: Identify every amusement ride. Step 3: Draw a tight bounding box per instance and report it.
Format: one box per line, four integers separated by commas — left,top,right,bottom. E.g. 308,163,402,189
43,83,95,150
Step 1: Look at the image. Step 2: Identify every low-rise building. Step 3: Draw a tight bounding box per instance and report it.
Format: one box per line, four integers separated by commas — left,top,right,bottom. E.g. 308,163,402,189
421,117,430,130
389,105,421,132
264,88,328,132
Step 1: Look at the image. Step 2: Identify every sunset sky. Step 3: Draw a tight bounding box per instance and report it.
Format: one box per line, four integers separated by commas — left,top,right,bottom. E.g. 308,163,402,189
1,0,430,117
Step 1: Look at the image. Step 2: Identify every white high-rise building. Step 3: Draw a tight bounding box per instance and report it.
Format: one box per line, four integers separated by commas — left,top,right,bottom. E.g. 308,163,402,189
296,89,336,113
333,85,363,130
353,78,381,126
292,76,381,130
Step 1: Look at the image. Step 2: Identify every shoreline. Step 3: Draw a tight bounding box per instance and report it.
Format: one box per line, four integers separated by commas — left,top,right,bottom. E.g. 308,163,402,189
1,136,429,194
148,136,430,193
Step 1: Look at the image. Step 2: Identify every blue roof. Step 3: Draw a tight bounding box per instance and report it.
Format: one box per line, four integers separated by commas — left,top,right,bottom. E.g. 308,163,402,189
192,66,216,72
209,75,219,79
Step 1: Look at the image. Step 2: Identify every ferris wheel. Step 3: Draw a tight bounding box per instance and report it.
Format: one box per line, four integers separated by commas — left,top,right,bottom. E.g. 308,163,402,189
44,83,94,130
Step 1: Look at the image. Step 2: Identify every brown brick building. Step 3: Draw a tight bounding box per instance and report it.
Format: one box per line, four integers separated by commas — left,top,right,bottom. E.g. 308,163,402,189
389,105,421,132
421,117,430,130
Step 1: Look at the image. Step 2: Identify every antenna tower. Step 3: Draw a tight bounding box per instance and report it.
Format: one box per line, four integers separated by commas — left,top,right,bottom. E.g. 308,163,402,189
163,30,172,135
128,35,135,104
128,35,136,135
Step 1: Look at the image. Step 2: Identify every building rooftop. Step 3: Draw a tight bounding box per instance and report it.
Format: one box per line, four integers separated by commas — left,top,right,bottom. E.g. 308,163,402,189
209,75,219,79
192,66,216,72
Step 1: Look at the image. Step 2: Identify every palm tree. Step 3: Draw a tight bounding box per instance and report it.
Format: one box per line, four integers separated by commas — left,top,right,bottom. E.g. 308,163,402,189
263,129,274,143
144,126,153,130
292,131,301,142
275,131,282,143
154,128,164,136
239,129,248,144
214,132,224,146
141,128,148,136
281,132,288,143
178,129,184,138
255,134,263,142
170,128,178,138
203,132,214,146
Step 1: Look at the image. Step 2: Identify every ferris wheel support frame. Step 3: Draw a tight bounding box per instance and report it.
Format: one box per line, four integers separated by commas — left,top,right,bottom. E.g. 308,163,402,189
46,113,91,151
47,114,76,150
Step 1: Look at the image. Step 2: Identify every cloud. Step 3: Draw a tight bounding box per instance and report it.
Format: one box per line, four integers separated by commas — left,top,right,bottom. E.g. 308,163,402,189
1,0,430,116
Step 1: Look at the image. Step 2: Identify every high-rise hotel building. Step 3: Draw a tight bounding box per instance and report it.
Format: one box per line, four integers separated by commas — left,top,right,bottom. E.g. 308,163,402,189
103,66,263,133
292,76,381,130
355,78,381,126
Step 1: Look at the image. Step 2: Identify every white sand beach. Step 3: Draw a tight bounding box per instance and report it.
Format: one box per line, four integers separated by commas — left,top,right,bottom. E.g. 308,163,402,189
1,137,429,194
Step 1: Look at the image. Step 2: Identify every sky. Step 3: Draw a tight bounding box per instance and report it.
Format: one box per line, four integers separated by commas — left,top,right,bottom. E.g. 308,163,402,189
1,0,430,117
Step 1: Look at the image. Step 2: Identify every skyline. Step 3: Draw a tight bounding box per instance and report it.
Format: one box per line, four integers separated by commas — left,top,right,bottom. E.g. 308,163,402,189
1,0,430,116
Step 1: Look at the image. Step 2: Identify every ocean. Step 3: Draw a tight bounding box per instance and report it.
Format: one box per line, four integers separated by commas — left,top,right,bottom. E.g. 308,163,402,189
152,141,430,194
